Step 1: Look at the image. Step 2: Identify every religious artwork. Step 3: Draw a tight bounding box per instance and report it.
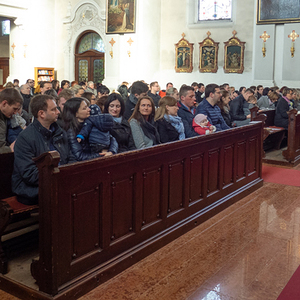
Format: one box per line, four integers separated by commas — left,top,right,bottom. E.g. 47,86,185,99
175,33,194,73
199,31,219,73
224,31,245,74
257,0,300,24
106,0,136,34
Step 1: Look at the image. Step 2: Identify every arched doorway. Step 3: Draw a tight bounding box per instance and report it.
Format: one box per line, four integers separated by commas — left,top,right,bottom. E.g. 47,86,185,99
75,31,105,84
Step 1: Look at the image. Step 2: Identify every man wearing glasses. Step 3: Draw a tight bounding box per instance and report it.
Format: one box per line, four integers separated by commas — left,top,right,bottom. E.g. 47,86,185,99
26,79,35,96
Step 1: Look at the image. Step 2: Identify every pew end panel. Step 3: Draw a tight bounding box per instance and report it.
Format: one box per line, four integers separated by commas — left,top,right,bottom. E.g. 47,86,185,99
28,121,264,298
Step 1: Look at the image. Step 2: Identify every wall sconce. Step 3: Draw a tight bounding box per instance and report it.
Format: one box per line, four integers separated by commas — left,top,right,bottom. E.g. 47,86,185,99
259,31,270,57
11,43,16,59
109,38,115,59
288,30,299,58
127,37,133,57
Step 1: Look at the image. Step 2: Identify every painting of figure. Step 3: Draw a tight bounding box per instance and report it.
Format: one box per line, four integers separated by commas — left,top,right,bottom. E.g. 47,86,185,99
257,0,300,24
177,47,191,69
226,46,241,69
106,0,135,34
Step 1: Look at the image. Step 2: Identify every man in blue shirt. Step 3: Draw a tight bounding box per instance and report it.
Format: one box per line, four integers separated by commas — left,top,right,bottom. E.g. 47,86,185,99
196,84,230,131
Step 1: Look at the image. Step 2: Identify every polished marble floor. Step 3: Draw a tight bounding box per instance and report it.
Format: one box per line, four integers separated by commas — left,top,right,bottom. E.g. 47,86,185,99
1,178,300,299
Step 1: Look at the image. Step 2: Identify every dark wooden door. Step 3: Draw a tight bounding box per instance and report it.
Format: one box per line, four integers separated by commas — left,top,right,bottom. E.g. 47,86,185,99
75,50,104,84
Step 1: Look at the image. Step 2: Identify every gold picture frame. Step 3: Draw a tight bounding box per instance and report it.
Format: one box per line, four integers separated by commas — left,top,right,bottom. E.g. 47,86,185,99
175,33,194,73
199,31,219,73
224,30,245,74
257,0,300,24
106,0,136,34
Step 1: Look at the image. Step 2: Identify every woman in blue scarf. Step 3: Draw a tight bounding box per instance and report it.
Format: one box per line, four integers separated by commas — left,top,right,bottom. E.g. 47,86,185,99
155,96,185,143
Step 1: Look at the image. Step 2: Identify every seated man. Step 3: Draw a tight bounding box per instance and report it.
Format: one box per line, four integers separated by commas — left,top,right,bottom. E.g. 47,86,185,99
230,88,254,127
177,85,198,138
196,84,230,131
148,81,161,107
12,94,74,205
0,88,23,153
124,81,149,120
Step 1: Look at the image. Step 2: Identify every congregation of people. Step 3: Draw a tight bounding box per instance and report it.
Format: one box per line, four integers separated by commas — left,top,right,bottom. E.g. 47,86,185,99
1,77,300,206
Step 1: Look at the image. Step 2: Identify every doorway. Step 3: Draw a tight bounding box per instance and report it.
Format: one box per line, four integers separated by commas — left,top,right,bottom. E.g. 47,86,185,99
75,31,105,84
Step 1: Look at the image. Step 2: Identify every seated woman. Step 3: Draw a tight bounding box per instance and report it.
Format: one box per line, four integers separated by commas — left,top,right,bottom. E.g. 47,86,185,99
103,93,136,153
274,87,294,130
129,96,160,149
217,90,232,127
154,96,185,143
61,97,115,161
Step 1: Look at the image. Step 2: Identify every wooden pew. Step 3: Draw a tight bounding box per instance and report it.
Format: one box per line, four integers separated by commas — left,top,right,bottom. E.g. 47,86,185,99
0,122,264,299
282,109,300,165
250,107,286,150
0,153,38,274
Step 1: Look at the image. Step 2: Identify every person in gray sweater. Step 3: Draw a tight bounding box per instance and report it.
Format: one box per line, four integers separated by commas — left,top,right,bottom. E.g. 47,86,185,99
129,96,160,149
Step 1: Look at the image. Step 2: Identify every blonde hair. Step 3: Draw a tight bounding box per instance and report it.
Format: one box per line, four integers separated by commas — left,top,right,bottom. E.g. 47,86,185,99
154,96,178,121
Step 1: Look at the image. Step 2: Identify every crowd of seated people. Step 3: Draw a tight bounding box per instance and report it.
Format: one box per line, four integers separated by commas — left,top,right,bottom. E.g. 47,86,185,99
1,78,300,205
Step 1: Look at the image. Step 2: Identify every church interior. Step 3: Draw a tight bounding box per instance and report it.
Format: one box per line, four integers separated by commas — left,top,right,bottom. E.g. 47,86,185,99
0,0,300,299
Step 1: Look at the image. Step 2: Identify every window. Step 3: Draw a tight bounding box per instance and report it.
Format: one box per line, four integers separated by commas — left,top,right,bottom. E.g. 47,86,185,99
2,20,10,36
198,0,232,21
78,32,105,54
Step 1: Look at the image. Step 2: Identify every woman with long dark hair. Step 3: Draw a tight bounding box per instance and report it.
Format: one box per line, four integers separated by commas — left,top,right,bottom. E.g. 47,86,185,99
61,97,101,161
129,96,160,149
103,93,136,153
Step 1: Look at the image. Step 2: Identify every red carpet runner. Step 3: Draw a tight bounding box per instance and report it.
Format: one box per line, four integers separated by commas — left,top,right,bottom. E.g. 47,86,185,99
277,265,300,300
262,165,300,187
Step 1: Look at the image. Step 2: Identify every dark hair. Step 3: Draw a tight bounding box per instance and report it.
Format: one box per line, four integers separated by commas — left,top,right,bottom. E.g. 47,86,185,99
61,80,70,89
97,85,110,95
263,87,270,96
198,83,204,88
30,94,54,119
0,88,23,105
131,81,148,96
129,96,155,123
96,95,108,112
103,93,125,117
257,85,263,90
239,86,246,93
82,92,95,103
204,84,220,99
191,82,198,87
79,81,86,87
61,97,87,134
51,80,60,92
40,81,52,89
13,79,19,84
282,87,292,96
44,88,58,99
117,85,129,101
217,90,229,113
179,85,194,99
245,88,255,94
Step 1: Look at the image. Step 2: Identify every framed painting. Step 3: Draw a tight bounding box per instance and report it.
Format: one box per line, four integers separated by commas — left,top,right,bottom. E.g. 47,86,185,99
175,33,194,73
106,0,136,34
257,0,300,24
199,31,219,73
224,31,245,74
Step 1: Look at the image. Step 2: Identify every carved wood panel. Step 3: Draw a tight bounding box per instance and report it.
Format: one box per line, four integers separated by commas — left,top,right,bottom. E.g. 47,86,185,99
189,154,204,203
168,161,184,214
237,141,247,180
223,144,234,187
72,187,101,259
110,177,134,243
208,148,220,195
248,137,258,174
142,168,162,226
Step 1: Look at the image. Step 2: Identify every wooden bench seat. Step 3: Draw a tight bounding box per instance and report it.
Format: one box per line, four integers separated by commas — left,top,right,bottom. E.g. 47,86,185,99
0,153,39,274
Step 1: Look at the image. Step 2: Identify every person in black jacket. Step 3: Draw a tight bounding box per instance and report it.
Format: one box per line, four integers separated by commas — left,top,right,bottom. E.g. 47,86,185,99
11,94,75,205
155,96,185,143
274,87,294,129
103,93,136,153
230,88,254,127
